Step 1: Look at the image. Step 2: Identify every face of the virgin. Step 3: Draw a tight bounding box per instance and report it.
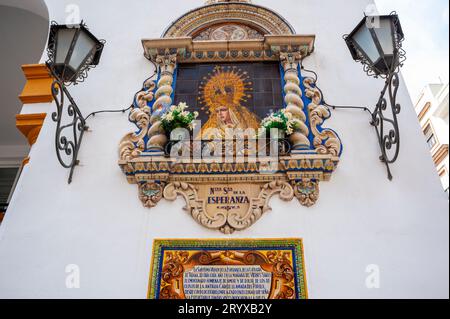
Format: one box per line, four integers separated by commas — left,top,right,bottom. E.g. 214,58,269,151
217,106,231,123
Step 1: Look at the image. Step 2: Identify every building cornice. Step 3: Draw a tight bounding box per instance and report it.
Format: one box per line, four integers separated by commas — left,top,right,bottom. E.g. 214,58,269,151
15,113,47,146
19,64,54,104
142,35,315,63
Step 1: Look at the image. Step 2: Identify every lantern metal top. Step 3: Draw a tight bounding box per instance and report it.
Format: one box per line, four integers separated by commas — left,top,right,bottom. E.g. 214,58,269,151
46,21,105,84
344,13,405,78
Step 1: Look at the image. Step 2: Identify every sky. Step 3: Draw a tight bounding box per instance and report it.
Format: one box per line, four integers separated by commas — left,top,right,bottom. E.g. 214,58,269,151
375,0,449,102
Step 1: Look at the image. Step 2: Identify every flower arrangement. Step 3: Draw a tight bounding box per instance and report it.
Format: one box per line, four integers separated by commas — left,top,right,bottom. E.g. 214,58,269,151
260,109,302,136
161,102,199,132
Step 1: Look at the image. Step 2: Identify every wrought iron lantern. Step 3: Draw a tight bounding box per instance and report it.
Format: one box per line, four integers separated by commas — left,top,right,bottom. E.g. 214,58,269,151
344,13,406,180
47,22,104,84
46,22,105,183
345,14,404,77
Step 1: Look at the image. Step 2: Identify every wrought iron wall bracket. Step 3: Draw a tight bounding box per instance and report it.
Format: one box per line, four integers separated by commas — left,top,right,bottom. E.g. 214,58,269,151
50,79,87,184
370,72,401,180
339,12,405,181
44,21,106,184
326,72,401,181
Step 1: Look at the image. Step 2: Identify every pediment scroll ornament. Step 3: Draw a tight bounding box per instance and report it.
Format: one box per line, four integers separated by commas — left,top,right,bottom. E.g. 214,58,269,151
163,181,295,234
304,77,342,157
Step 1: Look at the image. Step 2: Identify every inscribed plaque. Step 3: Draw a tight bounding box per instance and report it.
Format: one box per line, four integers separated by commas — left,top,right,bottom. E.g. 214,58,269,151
148,239,308,299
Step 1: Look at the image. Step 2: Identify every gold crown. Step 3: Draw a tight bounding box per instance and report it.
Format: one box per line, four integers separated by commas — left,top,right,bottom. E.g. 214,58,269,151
199,67,252,112
213,85,235,106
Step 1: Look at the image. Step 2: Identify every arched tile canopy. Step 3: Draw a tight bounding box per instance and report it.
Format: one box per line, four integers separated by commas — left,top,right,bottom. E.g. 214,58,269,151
162,1,295,38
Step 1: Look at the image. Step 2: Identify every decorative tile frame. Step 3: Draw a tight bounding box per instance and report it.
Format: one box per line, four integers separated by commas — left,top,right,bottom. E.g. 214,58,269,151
118,2,343,234
148,239,308,300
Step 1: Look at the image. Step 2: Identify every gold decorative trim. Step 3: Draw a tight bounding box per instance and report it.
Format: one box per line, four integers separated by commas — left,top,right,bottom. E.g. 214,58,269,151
19,64,54,104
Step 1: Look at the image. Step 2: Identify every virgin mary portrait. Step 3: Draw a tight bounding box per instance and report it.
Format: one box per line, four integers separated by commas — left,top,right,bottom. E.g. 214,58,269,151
198,66,260,140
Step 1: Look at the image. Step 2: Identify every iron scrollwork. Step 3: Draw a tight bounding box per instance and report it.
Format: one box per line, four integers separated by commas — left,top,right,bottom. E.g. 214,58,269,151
371,72,401,180
340,12,405,180
50,80,88,184
45,21,105,183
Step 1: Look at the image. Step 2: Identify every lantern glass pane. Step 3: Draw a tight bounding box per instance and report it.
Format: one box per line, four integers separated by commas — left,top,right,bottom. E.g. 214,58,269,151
68,31,96,71
374,17,394,56
353,22,379,64
55,28,76,64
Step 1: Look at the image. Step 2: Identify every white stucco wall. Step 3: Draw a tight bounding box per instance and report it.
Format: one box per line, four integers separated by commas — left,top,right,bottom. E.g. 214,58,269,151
0,0,448,299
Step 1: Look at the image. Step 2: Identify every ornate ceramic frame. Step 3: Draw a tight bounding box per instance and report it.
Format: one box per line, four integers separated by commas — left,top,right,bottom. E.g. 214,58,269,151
148,239,308,300
118,2,343,234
